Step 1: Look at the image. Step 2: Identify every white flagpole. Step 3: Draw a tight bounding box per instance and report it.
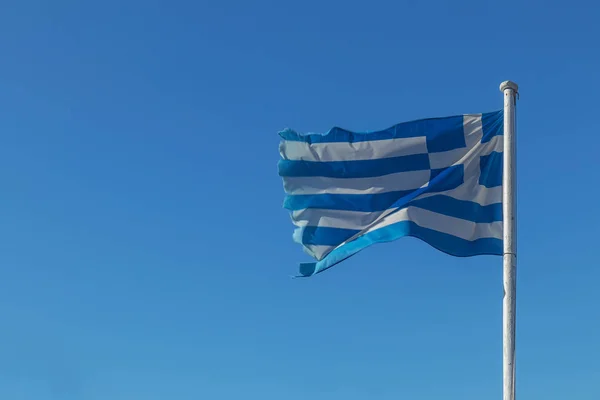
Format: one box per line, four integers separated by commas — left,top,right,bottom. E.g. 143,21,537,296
500,80,518,400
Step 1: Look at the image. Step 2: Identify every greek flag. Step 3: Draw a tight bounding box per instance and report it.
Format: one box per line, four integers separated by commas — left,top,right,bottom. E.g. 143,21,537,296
278,111,504,276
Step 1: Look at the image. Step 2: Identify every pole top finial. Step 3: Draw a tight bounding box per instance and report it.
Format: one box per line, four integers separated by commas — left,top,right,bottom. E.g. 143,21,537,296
500,81,519,93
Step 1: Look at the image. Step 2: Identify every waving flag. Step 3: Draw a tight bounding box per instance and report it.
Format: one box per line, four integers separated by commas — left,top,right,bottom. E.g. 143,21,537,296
278,111,504,276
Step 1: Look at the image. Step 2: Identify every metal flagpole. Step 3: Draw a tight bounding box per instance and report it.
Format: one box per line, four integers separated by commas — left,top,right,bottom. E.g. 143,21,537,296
500,80,518,400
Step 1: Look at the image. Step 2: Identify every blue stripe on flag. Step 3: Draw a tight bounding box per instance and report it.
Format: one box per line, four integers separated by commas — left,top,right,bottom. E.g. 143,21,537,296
299,220,502,276
278,153,430,178
283,190,416,212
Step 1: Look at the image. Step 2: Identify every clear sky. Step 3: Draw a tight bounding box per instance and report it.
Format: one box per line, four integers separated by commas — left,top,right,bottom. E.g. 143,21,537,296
1,0,599,399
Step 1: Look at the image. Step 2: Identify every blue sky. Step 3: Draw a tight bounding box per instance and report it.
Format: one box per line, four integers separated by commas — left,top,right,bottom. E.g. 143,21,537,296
1,0,599,399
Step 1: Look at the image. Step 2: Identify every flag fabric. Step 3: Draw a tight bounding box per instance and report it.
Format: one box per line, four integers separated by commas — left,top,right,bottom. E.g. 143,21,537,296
278,111,504,277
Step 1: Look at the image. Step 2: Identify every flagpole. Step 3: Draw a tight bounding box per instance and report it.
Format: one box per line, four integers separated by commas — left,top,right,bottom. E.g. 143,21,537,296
500,80,518,400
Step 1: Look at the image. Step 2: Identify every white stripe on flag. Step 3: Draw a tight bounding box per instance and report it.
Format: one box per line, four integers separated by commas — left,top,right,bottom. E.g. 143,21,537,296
279,136,427,162
302,244,334,261
283,170,430,195
295,206,501,242
292,208,397,230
